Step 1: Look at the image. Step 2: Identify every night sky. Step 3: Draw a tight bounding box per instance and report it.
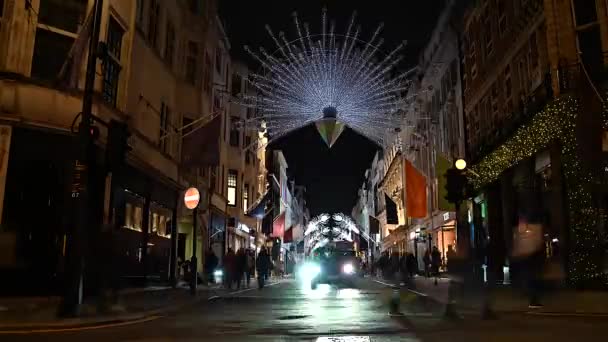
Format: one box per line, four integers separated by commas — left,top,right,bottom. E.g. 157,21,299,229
220,1,442,216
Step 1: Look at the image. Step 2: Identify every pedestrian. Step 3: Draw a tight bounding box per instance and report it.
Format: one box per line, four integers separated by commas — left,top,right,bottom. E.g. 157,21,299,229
431,246,441,276
235,248,247,289
389,251,400,280
445,245,456,274
256,248,271,289
224,248,236,290
204,248,218,284
246,250,255,287
423,250,431,278
406,253,417,278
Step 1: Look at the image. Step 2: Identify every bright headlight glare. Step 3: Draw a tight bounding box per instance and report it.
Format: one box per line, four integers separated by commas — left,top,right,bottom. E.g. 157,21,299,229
342,263,354,274
300,263,321,279
214,269,223,277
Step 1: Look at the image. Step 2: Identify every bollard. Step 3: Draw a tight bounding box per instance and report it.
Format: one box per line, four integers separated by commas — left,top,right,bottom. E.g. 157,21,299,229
443,280,460,320
389,288,403,316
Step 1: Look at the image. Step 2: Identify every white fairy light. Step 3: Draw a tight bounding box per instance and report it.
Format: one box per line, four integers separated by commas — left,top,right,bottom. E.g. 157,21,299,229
241,9,413,145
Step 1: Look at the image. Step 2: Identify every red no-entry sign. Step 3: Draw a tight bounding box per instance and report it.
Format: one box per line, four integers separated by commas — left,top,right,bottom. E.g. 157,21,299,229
184,187,200,210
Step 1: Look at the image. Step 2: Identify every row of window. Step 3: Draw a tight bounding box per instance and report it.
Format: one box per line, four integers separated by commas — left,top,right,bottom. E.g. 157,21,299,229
227,169,252,212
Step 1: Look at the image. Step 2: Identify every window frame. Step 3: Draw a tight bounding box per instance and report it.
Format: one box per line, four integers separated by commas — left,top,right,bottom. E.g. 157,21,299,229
227,169,238,207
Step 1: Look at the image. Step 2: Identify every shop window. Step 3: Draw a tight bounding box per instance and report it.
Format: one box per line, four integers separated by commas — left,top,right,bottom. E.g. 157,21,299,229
227,169,237,206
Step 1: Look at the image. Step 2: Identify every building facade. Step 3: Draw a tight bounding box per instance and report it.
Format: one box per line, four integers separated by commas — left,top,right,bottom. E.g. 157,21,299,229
460,0,608,287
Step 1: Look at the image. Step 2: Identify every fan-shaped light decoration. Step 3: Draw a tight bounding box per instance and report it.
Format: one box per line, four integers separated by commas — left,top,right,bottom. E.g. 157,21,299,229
241,9,412,147
305,213,360,251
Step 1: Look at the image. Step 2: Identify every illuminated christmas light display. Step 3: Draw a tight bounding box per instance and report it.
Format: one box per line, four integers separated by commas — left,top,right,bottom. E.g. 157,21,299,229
470,96,608,286
241,9,412,147
305,213,360,251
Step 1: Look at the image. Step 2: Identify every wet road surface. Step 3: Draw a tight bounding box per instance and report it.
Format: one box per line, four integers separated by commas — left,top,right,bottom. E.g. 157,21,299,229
4,277,608,341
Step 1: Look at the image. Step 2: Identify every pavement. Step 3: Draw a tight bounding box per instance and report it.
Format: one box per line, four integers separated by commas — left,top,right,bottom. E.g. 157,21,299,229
392,275,608,316
1,276,608,341
0,281,228,331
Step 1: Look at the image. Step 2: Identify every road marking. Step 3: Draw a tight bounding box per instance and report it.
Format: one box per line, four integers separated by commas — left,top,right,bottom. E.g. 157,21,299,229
371,279,428,297
0,315,162,335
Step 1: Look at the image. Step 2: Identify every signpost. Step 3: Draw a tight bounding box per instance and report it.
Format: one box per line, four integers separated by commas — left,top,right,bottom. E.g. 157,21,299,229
184,187,200,295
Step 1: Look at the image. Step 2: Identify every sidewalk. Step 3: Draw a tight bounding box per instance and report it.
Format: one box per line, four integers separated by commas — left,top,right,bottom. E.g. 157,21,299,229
0,282,223,332
404,275,608,316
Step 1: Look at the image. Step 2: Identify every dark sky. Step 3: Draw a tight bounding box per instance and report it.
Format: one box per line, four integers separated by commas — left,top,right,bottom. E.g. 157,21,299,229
220,1,443,216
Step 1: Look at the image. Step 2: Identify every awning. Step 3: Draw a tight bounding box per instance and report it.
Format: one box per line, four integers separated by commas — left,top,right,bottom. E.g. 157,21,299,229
385,194,399,224
246,191,271,218
283,226,293,243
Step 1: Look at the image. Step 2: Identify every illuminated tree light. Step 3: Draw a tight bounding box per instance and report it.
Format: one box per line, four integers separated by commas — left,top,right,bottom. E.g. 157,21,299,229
469,95,608,287
240,10,411,146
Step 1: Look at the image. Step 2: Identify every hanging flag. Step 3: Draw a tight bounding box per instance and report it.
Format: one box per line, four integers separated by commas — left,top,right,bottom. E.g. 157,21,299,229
436,153,455,211
181,115,222,167
315,119,345,148
272,212,286,238
405,160,427,218
57,8,95,89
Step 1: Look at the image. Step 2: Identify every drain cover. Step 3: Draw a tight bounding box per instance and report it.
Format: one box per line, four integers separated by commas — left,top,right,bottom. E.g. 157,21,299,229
278,314,309,320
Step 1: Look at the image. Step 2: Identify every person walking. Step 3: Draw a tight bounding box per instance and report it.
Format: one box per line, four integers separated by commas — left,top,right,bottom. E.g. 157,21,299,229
224,248,236,290
204,248,218,284
406,253,417,278
235,248,247,289
256,248,271,289
431,246,442,276
246,249,255,287
423,250,431,278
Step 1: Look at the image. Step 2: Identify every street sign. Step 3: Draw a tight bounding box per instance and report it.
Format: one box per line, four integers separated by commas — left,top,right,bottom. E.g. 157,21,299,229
184,187,200,209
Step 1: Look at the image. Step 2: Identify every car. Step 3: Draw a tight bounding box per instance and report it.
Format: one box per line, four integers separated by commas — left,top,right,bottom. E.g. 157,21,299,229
306,249,361,289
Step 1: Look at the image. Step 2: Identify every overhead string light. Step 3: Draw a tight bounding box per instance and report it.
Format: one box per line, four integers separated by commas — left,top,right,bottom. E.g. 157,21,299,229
240,9,414,147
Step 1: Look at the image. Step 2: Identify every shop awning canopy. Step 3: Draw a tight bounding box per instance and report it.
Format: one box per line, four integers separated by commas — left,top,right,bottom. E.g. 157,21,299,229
246,191,271,219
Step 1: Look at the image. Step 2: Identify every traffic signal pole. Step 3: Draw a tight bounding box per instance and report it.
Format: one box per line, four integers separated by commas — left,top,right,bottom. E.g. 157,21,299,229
61,0,104,317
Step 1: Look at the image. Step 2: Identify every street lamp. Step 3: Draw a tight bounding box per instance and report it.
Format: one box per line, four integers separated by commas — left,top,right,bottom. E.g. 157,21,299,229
455,158,467,170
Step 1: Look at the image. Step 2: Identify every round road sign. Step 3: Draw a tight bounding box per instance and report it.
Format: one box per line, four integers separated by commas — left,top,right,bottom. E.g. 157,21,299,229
184,187,200,209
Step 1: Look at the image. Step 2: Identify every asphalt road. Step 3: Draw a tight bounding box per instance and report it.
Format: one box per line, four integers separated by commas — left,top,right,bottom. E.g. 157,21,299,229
4,277,608,341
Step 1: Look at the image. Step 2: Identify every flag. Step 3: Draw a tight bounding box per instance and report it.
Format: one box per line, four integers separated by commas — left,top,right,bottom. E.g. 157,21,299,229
405,160,427,218
436,154,455,211
272,212,286,238
181,116,221,167
57,8,95,89
315,119,345,148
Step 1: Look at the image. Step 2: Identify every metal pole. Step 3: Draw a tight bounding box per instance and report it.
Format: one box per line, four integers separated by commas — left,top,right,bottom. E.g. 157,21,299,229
190,206,198,295
60,0,103,317
169,203,178,288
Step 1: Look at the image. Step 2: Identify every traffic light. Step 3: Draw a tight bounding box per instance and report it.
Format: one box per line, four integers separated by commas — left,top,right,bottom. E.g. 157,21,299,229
444,168,467,204
106,120,131,172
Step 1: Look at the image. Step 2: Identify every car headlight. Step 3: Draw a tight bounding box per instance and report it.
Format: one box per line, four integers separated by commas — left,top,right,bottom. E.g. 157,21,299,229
300,263,321,279
342,263,355,274
214,269,223,277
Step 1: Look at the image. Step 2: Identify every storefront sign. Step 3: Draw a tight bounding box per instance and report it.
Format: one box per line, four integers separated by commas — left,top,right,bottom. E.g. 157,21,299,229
184,187,200,209
0,125,12,224
443,212,450,222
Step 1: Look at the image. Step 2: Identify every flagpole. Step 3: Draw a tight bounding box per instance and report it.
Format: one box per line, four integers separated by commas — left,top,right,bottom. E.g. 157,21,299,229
61,0,104,317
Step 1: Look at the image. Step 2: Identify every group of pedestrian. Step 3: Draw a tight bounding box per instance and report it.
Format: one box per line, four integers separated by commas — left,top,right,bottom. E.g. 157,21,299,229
223,248,256,289
374,245,458,282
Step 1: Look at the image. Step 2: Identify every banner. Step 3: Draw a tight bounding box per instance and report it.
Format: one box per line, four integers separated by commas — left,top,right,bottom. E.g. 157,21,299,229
181,116,221,167
272,212,286,238
405,160,427,218
436,154,455,211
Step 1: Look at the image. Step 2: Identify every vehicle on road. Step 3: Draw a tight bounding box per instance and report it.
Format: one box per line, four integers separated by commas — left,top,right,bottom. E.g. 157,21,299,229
300,247,361,289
